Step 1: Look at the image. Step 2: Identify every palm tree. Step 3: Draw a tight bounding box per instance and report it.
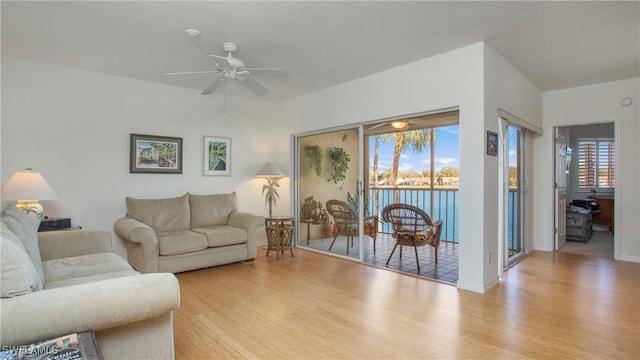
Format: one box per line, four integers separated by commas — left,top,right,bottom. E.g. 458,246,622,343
382,129,435,203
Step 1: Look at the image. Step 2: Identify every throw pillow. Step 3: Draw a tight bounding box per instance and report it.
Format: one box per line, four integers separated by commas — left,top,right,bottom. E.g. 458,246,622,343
1,223,42,297
1,204,45,289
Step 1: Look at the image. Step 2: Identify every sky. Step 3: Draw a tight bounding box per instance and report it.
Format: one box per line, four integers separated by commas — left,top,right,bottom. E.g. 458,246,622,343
368,125,459,174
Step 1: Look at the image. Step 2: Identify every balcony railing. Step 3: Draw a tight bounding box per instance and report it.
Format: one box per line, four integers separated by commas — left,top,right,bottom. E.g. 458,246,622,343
368,186,459,243
368,186,519,250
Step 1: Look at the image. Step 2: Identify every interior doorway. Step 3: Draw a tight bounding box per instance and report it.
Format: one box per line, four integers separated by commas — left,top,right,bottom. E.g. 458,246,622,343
554,122,616,259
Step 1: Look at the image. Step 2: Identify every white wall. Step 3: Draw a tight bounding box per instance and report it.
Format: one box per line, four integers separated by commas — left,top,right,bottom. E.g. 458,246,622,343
536,78,640,262
282,42,542,292
1,56,291,257
483,44,543,284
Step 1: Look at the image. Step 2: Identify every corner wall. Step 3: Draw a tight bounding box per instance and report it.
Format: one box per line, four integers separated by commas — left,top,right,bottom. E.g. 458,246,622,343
283,42,541,292
483,44,542,284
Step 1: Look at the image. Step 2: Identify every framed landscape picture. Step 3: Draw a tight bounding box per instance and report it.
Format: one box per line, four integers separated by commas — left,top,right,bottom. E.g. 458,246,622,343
130,134,183,174
203,136,231,176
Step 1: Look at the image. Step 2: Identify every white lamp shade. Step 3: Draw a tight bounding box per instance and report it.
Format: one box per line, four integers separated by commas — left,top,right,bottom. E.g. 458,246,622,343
1,169,58,201
256,162,286,179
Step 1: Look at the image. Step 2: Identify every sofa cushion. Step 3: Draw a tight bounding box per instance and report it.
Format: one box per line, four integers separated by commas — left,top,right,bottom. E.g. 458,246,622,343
42,253,135,284
189,192,238,228
1,205,45,289
1,226,41,297
157,230,207,256
45,270,139,289
192,225,248,247
126,193,190,232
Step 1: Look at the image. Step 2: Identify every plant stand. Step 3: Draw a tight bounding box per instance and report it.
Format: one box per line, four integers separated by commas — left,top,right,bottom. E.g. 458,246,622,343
265,217,295,257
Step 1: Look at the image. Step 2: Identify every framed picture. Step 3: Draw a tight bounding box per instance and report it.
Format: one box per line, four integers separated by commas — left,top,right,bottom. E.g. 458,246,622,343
486,131,498,156
203,136,231,176
130,134,183,174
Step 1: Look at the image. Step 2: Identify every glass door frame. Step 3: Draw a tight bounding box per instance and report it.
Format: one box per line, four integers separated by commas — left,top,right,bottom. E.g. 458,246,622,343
504,123,526,267
292,124,366,262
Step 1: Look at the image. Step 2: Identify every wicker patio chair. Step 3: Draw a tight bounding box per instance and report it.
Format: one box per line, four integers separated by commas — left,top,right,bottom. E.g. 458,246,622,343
326,200,359,255
381,203,443,272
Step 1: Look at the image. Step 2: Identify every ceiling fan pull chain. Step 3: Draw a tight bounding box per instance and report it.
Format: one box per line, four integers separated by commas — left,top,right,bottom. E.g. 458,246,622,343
223,77,227,117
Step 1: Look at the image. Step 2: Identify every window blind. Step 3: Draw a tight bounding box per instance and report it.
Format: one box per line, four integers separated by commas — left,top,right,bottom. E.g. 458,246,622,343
577,139,614,189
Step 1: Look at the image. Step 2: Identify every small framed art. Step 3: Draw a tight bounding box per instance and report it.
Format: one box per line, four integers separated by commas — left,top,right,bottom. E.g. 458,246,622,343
486,131,498,156
203,136,231,176
130,134,183,174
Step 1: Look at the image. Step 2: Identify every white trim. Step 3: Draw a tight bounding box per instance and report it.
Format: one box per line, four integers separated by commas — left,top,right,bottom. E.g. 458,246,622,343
619,255,640,263
498,109,543,135
457,276,499,293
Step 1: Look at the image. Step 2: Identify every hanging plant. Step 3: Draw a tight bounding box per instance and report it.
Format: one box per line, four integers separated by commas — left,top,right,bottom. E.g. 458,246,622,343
304,145,323,177
328,146,350,189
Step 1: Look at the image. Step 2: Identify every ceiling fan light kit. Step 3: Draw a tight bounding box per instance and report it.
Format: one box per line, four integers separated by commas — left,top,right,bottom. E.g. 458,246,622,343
390,120,409,129
185,29,200,37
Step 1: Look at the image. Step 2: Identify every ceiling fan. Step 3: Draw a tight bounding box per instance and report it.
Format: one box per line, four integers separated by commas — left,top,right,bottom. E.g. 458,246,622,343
163,29,289,97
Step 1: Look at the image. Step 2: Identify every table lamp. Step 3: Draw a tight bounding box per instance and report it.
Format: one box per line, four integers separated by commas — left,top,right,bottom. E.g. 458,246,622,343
256,162,285,218
1,168,58,227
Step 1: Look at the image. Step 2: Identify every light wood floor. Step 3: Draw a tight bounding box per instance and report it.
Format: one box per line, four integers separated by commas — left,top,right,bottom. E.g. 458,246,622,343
174,248,639,359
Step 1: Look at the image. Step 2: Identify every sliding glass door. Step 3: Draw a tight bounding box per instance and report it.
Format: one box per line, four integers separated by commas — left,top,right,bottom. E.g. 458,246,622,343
295,127,363,259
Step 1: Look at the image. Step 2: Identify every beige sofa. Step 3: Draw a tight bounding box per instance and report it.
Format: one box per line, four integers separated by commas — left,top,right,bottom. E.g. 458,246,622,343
1,205,180,360
114,192,262,274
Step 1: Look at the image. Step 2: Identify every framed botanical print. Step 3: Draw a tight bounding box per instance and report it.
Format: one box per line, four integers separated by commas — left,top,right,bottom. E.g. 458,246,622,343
130,134,182,174
203,136,231,176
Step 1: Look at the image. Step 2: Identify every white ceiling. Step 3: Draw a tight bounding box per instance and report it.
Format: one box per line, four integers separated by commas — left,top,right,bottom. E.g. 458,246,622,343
2,1,638,103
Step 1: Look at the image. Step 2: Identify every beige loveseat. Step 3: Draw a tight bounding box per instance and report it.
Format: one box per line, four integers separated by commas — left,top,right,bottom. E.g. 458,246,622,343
114,192,262,274
1,205,180,360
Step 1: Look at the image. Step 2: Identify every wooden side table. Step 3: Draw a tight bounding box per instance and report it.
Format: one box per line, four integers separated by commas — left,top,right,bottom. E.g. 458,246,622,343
589,195,614,232
265,217,295,257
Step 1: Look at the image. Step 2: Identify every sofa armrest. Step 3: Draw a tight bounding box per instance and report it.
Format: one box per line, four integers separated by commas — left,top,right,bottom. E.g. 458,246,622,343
0,273,180,347
39,230,113,261
228,211,263,253
114,218,159,273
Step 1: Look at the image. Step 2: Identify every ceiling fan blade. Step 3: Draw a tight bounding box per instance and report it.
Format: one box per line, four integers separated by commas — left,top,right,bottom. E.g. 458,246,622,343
201,76,224,95
368,122,390,130
163,70,219,76
244,68,289,77
209,54,232,66
237,77,269,96
235,70,250,77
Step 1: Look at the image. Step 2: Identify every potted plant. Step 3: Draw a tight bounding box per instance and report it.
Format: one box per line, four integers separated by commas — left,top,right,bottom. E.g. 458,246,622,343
328,146,350,189
347,191,377,240
347,191,369,216
300,196,322,222
322,213,336,237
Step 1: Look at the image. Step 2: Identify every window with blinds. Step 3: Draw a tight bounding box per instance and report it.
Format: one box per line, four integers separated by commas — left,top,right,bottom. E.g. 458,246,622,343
577,138,615,189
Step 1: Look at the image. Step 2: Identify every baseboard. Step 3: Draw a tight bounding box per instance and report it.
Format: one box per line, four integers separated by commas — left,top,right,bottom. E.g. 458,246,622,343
457,275,499,294
618,254,640,263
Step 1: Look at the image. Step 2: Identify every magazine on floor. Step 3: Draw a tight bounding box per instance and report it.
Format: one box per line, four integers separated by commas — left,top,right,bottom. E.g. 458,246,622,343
0,332,101,360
